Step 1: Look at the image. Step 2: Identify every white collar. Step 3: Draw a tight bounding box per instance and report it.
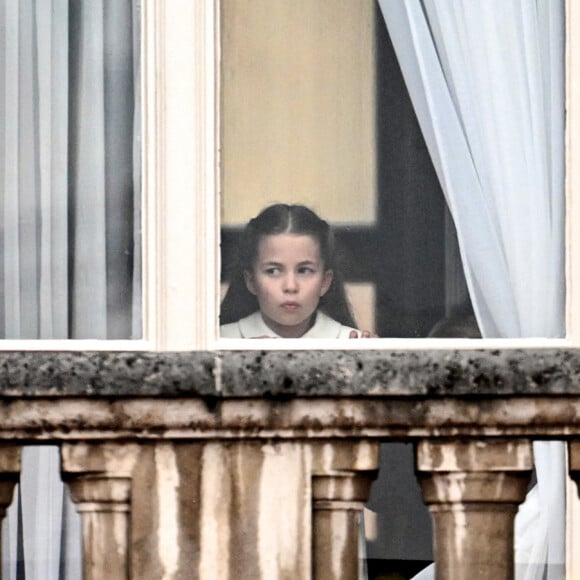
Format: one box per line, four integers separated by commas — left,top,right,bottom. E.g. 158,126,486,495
238,311,344,338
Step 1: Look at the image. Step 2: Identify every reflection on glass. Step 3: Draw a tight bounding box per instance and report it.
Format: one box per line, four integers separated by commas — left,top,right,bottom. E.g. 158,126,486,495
0,1,141,340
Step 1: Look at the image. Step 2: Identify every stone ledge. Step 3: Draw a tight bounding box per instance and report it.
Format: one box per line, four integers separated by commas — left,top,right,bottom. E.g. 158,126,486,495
0,397,578,440
0,349,578,397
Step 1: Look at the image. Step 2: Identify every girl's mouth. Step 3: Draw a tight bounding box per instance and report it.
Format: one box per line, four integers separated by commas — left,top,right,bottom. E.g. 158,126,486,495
281,302,300,310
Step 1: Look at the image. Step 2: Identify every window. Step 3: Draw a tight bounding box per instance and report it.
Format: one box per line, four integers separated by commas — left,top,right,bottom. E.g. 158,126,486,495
215,0,573,350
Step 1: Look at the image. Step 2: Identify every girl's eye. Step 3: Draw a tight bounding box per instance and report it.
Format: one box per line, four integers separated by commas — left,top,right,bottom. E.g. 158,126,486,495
264,267,281,275
298,267,315,275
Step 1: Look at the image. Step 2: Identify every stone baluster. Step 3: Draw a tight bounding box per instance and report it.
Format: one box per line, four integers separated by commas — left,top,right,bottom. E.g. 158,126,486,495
416,439,532,580
0,445,20,577
311,441,379,580
61,442,140,580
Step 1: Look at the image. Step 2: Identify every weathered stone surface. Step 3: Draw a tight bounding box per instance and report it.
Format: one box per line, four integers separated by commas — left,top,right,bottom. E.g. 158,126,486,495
311,441,378,580
0,349,579,398
63,442,140,580
127,441,378,580
218,349,580,396
0,349,577,580
0,352,216,396
417,440,533,580
0,396,576,440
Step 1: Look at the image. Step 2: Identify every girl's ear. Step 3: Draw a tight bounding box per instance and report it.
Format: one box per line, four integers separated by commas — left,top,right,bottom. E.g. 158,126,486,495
244,270,257,295
321,270,333,297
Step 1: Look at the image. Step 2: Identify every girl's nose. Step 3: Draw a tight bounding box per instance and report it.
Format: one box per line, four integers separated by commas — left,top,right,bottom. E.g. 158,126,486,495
283,273,298,292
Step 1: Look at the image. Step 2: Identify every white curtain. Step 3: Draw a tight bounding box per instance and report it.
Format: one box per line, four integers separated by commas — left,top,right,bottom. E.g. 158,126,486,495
0,0,140,577
377,1,565,579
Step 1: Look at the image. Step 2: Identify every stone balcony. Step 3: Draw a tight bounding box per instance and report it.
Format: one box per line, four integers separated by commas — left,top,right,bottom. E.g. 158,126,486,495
1,348,580,579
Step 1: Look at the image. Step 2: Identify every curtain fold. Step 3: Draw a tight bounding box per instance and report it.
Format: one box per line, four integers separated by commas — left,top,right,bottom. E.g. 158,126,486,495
68,0,137,339
378,1,566,578
1,0,138,342
0,0,140,576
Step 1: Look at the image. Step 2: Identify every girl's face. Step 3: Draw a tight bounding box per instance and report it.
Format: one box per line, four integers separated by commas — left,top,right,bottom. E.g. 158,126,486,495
245,233,333,338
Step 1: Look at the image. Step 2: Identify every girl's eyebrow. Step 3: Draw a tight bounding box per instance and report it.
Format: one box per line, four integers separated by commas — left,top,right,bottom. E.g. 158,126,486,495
259,259,319,267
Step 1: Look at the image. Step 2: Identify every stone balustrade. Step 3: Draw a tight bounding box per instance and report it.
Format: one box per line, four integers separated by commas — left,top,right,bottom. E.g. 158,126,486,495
0,349,580,579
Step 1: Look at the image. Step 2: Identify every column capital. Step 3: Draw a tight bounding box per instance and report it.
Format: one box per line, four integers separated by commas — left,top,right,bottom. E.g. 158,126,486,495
417,439,533,473
61,441,140,477
309,439,379,475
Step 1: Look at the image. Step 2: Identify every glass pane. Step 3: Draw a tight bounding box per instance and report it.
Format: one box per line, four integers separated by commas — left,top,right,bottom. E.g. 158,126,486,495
219,0,476,340
0,0,141,340
220,0,565,341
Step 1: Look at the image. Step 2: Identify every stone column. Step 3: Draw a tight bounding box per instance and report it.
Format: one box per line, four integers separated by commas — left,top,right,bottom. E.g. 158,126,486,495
61,442,139,580
569,440,580,497
311,441,379,580
416,439,532,580
0,445,20,577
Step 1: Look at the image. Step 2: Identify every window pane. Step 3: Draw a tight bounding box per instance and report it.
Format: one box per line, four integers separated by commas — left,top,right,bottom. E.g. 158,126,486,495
219,0,473,339
0,0,141,340
220,0,565,341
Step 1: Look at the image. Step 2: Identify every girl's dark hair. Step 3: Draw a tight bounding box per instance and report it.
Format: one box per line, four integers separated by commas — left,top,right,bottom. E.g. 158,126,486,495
220,203,357,328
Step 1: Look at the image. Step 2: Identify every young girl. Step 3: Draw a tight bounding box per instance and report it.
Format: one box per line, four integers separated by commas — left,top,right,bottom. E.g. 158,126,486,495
220,203,366,339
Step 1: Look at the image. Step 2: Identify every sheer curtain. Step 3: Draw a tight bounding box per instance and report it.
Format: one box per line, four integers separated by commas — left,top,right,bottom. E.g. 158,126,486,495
0,0,140,577
377,1,565,579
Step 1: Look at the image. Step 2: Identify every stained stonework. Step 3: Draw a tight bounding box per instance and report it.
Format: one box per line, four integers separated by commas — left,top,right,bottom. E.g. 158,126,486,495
417,440,533,580
0,349,579,579
1,348,580,397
